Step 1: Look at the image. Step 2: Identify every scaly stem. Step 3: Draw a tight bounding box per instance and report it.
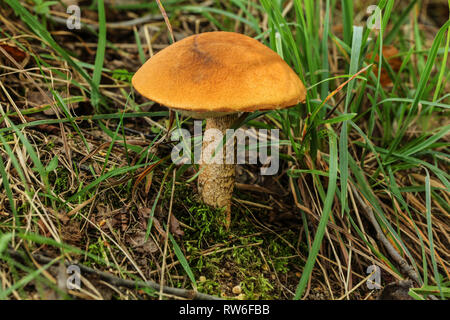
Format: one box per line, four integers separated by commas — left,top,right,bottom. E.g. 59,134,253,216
198,114,238,227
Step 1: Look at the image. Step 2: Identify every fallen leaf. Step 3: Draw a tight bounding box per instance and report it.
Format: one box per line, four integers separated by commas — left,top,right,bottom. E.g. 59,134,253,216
26,90,79,115
37,219,51,238
127,231,158,254
367,45,402,86
0,42,28,64
170,214,185,237
56,212,70,225
10,115,60,134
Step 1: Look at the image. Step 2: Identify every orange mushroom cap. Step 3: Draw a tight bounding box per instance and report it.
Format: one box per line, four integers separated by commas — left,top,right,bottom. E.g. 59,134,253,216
132,31,306,115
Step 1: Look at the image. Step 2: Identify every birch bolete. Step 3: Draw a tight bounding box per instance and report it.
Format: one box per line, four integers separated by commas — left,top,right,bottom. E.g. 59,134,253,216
132,31,306,226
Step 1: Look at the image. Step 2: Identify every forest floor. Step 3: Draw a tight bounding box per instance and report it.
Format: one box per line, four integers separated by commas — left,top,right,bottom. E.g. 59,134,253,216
0,0,449,300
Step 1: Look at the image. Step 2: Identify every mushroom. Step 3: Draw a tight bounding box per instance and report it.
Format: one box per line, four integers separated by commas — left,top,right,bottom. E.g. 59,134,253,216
132,31,306,226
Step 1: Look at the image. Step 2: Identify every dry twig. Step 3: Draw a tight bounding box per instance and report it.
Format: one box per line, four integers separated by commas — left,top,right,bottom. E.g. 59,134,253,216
350,184,421,286
7,248,221,300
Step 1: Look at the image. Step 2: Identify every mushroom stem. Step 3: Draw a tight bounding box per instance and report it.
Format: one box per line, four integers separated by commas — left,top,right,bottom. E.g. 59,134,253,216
198,114,238,227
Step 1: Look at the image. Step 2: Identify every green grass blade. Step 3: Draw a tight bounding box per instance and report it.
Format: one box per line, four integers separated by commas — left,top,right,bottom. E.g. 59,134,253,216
91,0,107,110
294,128,338,299
339,26,363,216
169,233,197,288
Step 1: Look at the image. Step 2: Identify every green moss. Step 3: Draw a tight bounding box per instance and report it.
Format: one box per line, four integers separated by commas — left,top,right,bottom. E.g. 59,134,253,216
85,237,109,268
48,167,70,195
241,275,275,300
197,279,221,296
159,181,302,299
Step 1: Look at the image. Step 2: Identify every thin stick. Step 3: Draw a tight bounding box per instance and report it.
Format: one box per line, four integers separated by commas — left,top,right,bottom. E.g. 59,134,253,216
45,13,163,31
7,248,220,300
350,185,422,285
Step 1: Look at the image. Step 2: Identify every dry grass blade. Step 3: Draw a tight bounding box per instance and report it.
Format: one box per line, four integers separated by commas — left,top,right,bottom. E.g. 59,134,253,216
155,0,175,43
